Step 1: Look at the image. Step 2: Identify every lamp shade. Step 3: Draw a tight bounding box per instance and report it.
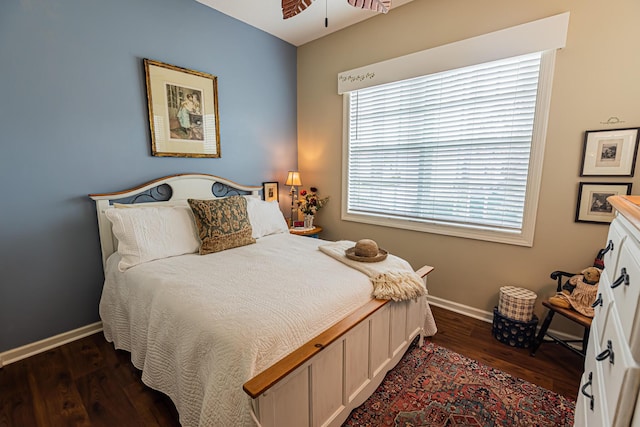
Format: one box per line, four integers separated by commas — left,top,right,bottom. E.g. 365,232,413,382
285,171,302,186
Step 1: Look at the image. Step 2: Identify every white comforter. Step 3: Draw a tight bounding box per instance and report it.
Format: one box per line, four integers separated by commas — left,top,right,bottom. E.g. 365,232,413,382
100,233,378,427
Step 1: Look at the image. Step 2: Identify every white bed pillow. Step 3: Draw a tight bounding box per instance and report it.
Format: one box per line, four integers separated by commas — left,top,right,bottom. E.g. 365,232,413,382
246,198,289,238
105,205,200,271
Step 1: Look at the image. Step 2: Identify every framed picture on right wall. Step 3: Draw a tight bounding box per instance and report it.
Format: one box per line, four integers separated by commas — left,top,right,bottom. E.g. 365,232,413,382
580,128,640,176
575,182,632,224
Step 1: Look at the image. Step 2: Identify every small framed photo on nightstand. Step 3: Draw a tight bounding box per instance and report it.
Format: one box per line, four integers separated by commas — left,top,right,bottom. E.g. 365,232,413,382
262,182,278,202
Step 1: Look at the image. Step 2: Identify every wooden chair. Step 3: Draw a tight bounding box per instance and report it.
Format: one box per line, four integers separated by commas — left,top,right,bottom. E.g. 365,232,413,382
529,270,593,358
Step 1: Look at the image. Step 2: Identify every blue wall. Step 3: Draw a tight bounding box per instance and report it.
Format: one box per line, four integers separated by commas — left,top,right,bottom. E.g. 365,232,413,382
0,0,297,352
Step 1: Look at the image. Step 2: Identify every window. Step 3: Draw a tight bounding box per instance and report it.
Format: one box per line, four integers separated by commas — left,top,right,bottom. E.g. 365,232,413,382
343,49,557,246
339,15,570,246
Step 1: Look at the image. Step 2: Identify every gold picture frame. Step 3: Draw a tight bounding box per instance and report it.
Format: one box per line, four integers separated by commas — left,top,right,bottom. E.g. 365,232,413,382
144,59,221,158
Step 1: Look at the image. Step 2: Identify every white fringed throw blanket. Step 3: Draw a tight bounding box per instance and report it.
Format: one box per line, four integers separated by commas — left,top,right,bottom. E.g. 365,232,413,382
319,240,427,301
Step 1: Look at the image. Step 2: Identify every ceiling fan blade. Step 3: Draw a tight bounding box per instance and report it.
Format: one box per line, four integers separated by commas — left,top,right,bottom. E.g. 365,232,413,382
282,0,315,19
347,0,391,14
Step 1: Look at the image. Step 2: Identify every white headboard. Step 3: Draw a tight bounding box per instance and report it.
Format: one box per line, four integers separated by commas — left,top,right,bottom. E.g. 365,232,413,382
89,173,262,269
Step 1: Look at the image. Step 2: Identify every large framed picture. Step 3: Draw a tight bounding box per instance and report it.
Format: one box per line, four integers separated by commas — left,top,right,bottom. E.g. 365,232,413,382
580,128,640,176
262,182,279,202
144,59,221,158
575,182,632,224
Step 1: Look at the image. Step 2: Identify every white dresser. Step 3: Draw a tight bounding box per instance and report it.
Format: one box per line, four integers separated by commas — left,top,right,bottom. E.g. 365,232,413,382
575,196,640,426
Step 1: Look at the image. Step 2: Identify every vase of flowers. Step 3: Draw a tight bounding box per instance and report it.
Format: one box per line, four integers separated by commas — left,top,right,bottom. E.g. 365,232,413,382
298,187,329,228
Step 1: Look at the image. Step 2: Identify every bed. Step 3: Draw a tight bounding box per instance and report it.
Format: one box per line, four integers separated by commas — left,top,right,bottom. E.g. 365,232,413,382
89,173,437,427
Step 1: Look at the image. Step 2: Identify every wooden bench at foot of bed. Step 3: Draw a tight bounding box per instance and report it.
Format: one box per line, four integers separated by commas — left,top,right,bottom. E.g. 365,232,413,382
244,265,434,427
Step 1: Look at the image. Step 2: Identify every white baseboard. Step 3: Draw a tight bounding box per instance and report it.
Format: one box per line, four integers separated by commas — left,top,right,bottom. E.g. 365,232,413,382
0,321,103,367
427,295,582,342
428,295,494,323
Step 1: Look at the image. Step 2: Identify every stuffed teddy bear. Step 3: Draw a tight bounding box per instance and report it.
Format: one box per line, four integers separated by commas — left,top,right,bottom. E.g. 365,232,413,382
548,267,601,317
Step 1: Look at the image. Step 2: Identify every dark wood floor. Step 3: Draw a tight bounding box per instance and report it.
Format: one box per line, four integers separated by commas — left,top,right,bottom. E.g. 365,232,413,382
0,305,583,426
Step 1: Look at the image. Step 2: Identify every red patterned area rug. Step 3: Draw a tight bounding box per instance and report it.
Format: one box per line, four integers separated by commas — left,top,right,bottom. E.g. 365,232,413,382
343,341,575,427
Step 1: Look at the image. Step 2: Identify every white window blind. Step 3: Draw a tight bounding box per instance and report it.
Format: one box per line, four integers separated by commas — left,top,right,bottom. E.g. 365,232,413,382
346,52,542,233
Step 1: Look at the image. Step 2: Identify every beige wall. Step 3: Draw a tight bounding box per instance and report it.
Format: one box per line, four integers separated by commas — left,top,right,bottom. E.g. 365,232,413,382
297,0,640,333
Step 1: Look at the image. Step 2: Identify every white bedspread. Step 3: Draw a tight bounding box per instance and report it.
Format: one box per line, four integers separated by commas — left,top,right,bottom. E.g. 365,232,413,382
100,233,434,426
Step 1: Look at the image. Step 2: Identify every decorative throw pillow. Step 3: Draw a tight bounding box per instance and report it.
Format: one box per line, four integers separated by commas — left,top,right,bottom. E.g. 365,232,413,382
246,198,289,238
188,196,256,255
104,205,200,272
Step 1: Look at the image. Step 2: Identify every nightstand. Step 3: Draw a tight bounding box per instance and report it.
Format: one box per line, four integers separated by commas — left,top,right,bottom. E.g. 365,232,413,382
290,226,323,238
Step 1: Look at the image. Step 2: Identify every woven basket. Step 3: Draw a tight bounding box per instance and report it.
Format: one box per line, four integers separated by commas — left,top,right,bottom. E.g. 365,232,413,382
492,307,538,348
498,286,537,322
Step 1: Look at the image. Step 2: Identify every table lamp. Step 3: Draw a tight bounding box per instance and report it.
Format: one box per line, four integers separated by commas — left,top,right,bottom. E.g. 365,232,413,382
285,171,302,226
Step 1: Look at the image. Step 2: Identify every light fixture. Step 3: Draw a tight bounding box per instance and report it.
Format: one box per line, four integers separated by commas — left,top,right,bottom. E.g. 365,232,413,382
282,0,391,20
286,171,302,226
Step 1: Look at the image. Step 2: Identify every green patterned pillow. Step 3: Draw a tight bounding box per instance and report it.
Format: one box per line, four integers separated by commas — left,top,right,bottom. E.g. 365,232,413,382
188,196,256,255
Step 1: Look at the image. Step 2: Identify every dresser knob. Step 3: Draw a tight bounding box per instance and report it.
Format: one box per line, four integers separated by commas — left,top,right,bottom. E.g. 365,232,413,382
581,372,594,411
611,267,630,289
591,293,603,308
595,340,615,365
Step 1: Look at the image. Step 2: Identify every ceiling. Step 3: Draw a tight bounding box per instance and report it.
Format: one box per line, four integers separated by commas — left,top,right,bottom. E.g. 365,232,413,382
196,0,414,46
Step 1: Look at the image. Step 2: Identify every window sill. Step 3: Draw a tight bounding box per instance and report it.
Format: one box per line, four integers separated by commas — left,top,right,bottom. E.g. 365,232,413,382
341,211,534,247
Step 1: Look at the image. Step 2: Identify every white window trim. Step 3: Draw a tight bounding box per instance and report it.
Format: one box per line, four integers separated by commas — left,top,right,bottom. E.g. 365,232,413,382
340,49,558,247
337,12,569,94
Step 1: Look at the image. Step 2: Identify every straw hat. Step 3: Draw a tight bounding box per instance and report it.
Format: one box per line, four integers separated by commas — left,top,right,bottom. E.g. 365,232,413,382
345,239,388,262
